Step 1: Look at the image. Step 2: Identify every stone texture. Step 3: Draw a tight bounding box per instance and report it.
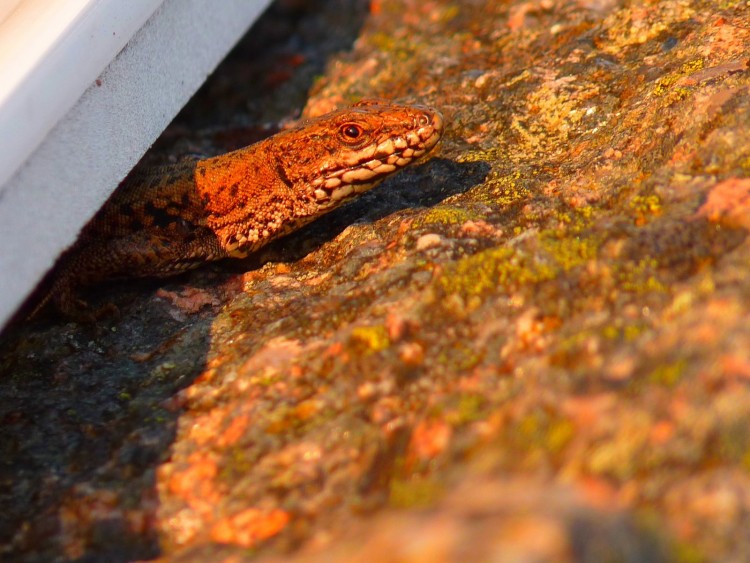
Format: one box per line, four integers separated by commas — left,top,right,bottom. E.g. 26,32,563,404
2,0,750,560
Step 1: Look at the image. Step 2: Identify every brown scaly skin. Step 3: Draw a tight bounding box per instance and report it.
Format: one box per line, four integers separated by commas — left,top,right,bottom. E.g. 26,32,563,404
41,99,444,320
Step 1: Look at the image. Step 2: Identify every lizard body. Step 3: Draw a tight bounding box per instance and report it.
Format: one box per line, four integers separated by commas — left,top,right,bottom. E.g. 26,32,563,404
43,99,444,318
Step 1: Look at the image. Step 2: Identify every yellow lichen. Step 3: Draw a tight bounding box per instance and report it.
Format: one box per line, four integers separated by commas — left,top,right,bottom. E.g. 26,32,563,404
652,59,703,104
476,170,530,206
623,323,647,341
389,475,443,508
454,394,484,424
350,325,390,354
653,74,680,97
681,58,705,74
649,358,688,387
618,258,668,294
438,4,460,23
629,194,663,222
436,343,483,372
551,206,595,234
414,205,475,228
547,419,575,453
602,325,620,340
438,245,557,301
515,412,574,455
437,222,604,303
541,234,599,271
457,146,508,164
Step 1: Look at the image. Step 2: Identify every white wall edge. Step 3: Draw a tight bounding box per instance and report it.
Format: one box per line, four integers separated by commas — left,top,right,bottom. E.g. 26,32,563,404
0,0,272,328
0,0,165,191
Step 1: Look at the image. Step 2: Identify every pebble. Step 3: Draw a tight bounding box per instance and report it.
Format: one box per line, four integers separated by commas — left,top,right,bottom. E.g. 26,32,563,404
416,233,443,251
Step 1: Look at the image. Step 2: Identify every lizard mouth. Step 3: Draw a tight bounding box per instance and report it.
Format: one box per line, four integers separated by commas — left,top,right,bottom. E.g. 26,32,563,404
312,108,444,205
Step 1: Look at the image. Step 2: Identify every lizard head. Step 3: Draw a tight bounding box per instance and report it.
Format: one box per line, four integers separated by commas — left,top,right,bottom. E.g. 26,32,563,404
279,99,444,211
209,100,444,258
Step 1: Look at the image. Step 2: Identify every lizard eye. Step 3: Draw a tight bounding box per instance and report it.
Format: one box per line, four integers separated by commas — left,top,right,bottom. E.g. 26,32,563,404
340,123,364,141
417,113,430,126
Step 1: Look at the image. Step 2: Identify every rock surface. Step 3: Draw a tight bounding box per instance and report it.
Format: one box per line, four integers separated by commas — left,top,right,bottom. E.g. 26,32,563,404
3,0,750,560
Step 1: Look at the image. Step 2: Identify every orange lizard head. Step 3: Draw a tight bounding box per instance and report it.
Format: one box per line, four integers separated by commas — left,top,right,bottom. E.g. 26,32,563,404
198,100,444,258
277,99,444,211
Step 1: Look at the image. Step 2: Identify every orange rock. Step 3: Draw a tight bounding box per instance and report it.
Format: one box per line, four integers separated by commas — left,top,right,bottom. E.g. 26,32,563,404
210,508,290,547
650,420,675,445
696,177,750,229
721,355,750,380
168,453,221,516
218,413,251,447
410,419,452,462
189,409,227,445
155,287,220,314
578,476,620,510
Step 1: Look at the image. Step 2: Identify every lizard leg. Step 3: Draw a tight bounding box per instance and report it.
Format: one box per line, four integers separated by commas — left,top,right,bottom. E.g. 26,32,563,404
51,228,226,320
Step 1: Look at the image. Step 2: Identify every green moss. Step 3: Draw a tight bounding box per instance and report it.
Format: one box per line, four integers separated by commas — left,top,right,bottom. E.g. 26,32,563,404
350,325,391,354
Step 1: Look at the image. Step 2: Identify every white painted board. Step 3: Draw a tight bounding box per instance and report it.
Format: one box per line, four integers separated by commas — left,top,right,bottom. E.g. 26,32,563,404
0,0,272,328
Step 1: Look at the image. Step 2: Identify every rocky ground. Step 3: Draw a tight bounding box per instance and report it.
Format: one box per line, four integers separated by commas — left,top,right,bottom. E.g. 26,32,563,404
2,0,750,560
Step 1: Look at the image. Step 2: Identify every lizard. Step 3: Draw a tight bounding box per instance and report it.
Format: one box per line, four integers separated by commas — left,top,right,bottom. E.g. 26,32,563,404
35,99,444,320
